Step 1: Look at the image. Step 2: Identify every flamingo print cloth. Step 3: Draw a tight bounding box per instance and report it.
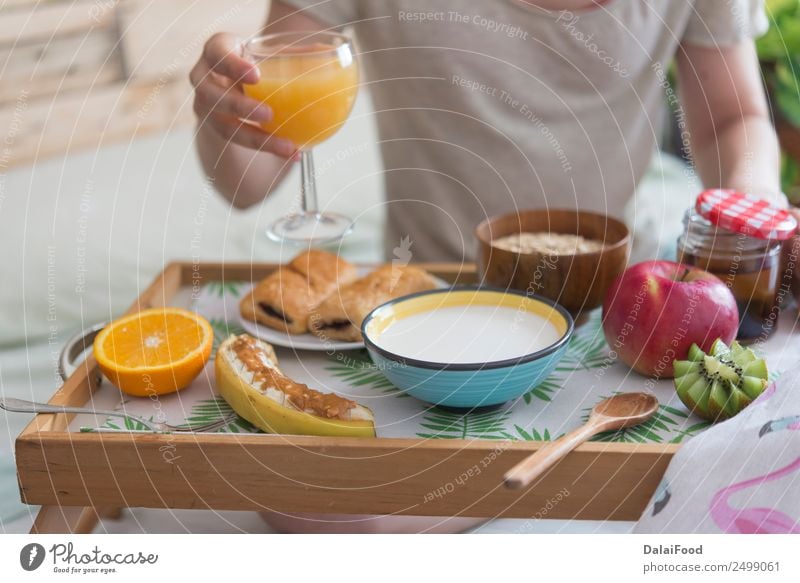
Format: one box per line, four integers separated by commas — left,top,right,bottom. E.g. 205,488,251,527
635,365,800,533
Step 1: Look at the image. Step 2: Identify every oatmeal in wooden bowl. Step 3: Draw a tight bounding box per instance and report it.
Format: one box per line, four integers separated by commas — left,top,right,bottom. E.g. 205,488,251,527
475,209,630,315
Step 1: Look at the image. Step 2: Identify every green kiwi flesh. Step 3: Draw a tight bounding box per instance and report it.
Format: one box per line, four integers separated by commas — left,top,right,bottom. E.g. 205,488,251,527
673,340,768,422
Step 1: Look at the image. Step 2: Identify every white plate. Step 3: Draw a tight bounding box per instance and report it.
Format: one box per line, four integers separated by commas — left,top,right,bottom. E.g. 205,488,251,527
237,272,449,352
238,315,365,352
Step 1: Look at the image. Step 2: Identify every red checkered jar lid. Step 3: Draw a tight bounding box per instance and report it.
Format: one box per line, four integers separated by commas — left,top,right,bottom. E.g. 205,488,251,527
695,189,797,241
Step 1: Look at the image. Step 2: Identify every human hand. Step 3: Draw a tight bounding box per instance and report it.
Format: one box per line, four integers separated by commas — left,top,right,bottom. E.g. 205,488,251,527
190,32,297,157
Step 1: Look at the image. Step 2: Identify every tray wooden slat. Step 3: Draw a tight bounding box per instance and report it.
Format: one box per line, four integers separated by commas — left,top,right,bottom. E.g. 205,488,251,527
18,433,671,520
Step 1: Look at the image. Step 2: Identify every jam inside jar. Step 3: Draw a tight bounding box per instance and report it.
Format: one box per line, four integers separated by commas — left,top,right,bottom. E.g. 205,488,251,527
677,209,782,343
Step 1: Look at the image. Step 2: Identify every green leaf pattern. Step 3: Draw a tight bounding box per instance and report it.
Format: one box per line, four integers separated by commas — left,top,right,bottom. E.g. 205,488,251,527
89,282,718,444
513,425,561,441
580,397,711,444
208,317,246,358
203,281,244,298
102,416,153,432
178,397,260,433
523,312,609,405
555,314,609,372
522,376,560,404
324,350,409,397
416,408,512,440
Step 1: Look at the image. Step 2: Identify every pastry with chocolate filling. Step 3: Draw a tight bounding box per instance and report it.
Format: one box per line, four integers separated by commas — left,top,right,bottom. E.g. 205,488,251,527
240,250,357,334
309,265,437,342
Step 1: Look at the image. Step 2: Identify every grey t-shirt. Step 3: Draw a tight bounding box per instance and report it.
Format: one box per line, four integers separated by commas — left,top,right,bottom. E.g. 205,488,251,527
281,0,767,261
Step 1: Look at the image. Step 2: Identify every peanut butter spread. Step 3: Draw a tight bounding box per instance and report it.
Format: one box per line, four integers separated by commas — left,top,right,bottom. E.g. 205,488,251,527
231,336,356,419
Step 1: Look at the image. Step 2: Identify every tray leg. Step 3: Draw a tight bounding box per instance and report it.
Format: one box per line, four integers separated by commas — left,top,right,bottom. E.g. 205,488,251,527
31,505,99,534
97,506,123,520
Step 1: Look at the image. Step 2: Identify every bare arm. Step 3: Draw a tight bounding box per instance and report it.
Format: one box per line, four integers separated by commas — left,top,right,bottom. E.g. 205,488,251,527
677,40,785,206
191,1,325,209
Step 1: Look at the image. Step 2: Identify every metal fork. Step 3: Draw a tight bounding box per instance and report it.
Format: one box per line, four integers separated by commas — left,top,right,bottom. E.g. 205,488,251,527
0,397,237,433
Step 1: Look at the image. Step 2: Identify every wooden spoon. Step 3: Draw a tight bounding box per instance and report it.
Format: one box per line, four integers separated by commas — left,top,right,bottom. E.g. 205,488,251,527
504,392,659,490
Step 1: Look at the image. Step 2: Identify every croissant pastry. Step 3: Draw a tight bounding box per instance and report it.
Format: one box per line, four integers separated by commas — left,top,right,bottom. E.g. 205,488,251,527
240,250,357,334
309,265,437,342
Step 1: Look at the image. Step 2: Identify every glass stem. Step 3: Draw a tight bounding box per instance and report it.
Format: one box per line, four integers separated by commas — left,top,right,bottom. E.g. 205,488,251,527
300,150,318,215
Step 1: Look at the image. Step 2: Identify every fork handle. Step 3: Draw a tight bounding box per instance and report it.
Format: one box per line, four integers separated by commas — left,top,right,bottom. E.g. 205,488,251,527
2,397,235,433
0,397,127,420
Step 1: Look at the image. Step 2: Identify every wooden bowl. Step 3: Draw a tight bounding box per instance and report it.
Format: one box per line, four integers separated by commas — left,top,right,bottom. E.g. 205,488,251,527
475,209,630,315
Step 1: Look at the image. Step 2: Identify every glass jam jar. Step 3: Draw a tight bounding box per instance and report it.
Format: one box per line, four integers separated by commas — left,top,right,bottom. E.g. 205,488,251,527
783,212,800,308
677,209,790,343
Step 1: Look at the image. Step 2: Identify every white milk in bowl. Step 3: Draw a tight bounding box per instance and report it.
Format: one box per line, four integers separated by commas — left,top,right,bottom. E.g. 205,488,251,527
374,303,562,365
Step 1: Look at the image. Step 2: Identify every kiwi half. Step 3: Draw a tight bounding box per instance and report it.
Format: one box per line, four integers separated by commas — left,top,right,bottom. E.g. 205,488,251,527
673,339,768,422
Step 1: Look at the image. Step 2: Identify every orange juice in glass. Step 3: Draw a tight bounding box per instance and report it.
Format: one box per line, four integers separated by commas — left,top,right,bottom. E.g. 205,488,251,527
242,32,359,245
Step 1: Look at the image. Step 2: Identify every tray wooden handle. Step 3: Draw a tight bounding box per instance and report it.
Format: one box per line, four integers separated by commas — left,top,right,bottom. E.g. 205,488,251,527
58,322,106,381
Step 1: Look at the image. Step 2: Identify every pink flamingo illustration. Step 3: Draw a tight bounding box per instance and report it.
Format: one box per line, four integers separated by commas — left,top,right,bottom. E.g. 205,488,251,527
759,415,800,437
651,478,671,516
710,456,800,533
756,381,777,404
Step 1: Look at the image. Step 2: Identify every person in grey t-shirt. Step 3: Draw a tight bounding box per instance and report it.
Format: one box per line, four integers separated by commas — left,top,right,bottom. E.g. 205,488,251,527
189,0,785,534
192,0,783,263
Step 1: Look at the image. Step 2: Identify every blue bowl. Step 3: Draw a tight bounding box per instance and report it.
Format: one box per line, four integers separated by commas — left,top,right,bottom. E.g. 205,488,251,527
361,287,574,408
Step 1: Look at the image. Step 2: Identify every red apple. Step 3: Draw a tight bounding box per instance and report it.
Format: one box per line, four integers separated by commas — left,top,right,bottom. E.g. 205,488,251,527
601,260,739,378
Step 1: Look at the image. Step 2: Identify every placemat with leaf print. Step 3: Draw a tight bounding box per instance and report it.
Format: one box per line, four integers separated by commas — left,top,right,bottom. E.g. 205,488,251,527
71,280,797,444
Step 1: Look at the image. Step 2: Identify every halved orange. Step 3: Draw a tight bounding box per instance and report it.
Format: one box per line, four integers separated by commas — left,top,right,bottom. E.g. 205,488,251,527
93,308,213,397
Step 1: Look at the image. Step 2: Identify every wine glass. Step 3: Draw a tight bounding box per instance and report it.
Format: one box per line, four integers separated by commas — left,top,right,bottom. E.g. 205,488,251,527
242,31,359,245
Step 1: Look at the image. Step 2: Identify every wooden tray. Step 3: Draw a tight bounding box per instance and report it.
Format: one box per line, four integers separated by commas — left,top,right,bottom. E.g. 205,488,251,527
15,262,676,533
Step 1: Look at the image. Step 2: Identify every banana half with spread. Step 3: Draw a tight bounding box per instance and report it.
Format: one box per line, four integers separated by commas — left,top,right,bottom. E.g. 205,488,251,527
216,334,375,437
